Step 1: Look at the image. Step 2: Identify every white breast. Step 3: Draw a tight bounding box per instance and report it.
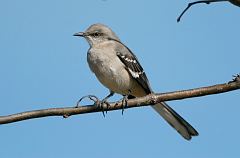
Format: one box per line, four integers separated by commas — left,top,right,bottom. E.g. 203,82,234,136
86,41,146,97
87,46,132,95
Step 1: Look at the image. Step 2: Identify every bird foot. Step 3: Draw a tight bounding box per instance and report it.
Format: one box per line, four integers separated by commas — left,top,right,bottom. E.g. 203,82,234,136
99,98,111,117
119,95,128,115
76,95,100,108
75,95,109,117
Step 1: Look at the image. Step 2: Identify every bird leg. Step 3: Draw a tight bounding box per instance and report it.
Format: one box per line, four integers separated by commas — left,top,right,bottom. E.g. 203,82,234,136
100,91,115,115
120,90,132,115
121,95,128,115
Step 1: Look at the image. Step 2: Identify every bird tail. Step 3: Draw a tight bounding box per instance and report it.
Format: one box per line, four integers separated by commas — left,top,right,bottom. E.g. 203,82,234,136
151,102,198,140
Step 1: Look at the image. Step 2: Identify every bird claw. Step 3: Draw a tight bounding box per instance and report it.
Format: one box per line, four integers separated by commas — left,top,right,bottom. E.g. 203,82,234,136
76,92,114,117
120,95,128,115
75,95,105,117
76,95,100,108
76,95,109,117
98,91,114,117
98,99,111,117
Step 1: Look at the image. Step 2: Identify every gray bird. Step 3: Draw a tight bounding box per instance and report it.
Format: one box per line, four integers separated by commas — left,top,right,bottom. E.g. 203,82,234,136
74,23,198,140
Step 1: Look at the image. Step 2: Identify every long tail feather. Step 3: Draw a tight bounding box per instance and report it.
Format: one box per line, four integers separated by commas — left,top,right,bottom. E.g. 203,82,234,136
152,102,198,140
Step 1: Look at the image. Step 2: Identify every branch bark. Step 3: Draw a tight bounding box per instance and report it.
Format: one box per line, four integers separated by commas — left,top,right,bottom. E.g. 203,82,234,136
0,75,239,125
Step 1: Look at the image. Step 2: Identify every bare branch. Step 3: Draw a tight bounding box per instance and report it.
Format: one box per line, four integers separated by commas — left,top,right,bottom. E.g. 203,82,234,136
177,0,228,22
0,74,239,125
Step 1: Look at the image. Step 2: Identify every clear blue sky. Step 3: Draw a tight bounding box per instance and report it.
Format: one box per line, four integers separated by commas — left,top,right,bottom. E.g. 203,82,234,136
0,1,239,158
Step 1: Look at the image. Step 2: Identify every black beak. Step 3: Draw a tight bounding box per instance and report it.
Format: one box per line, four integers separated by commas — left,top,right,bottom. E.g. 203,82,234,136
73,32,85,37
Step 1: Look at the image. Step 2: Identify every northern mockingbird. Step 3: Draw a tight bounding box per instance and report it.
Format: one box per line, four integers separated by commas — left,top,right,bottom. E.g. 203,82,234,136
74,23,198,140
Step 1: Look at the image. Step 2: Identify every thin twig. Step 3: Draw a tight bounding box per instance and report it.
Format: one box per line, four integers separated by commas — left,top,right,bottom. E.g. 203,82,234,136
177,0,228,22
0,74,239,125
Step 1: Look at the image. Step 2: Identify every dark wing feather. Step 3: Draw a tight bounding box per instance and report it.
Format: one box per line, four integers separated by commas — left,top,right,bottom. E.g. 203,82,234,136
109,38,152,94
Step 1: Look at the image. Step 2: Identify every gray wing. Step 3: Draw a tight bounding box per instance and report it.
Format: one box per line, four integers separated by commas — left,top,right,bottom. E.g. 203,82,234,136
109,39,199,140
110,38,152,94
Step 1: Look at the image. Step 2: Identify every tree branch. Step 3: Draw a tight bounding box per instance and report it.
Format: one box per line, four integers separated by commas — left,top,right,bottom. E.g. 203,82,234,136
0,74,239,125
177,0,229,22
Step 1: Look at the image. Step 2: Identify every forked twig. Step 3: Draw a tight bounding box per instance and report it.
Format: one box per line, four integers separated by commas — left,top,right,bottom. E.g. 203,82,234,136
177,0,228,22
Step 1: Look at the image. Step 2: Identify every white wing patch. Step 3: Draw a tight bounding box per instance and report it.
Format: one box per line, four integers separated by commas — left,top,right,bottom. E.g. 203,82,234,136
119,54,137,64
115,41,152,94
117,53,144,78
128,68,144,78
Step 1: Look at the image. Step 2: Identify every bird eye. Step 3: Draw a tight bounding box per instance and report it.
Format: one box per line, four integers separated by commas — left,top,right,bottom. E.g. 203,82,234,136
92,32,100,37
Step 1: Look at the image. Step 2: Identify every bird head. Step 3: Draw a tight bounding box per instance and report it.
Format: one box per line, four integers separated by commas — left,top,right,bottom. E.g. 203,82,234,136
74,23,120,47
